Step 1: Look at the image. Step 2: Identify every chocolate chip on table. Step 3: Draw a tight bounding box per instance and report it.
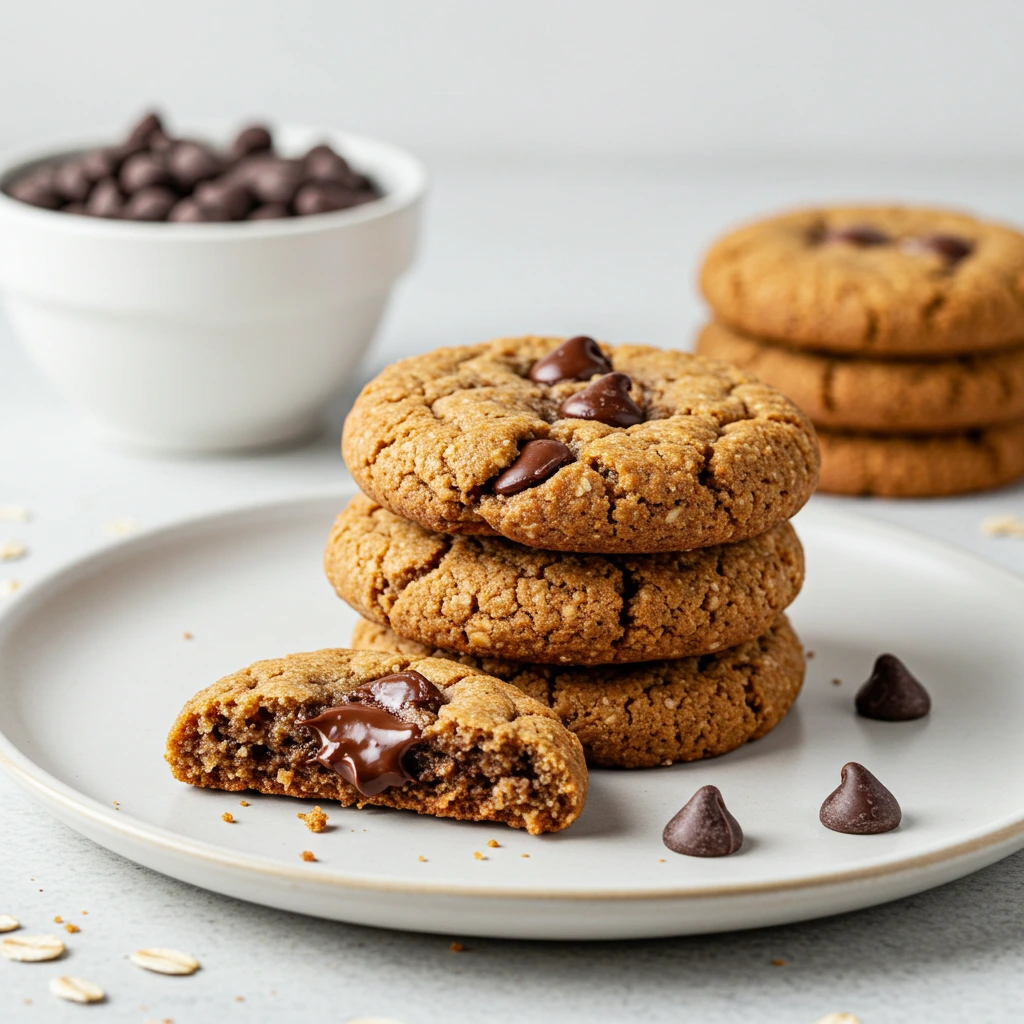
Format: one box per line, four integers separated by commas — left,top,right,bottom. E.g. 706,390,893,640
855,654,931,721
528,335,612,384
229,125,273,161
7,168,61,210
558,372,644,427
662,785,743,857
903,233,974,264
822,225,891,247
247,202,291,220
167,141,223,191
84,178,124,218
122,186,177,222
119,152,172,194
492,438,574,496
194,179,252,221
819,762,902,835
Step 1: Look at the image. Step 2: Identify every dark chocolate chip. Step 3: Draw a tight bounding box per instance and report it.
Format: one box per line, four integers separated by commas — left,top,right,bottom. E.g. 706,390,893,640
230,125,273,161
492,439,573,496
167,141,223,191
528,335,612,384
119,152,172,194
84,178,124,218
903,234,974,264
168,198,229,223
53,161,93,203
347,671,445,716
126,111,165,147
293,180,360,215
122,186,177,221
855,654,931,721
303,143,359,186
301,704,421,797
819,762,901,835
822,225,890,247
8,168,61,210
247,202,291,220
246,158,304,205
79,147,122,182
62,202,88,215
662,785,743,857
194,179,252,221
558,372,644,427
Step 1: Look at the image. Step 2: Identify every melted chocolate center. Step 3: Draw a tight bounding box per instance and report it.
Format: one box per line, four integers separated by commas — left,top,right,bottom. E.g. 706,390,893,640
347,670,445,715
492,438,573,495
558,372,644,427
528,336,612,384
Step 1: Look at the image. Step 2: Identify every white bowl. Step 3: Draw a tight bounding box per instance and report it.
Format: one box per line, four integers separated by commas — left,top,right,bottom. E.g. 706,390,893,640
0,124,426,453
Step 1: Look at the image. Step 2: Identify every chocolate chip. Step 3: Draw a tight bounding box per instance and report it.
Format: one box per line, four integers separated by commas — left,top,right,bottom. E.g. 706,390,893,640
122,186,177,221
84,178,124,218
230,125,273,161
903,234,974,264
293,180,361,216
168,198,229,223
194,179,252,221
62,202,88,215
822,225,890,247
303,143,359,187
119,152,172,194
819,762,901,835
855,654,931,721
347,671,445,716
53,161,93,203
246,158,304,205
558,372,644,427
247,203,291,220
167,141,223,191
492,439,573,496
79,147,122,182
8,168,61,210
528,336,612,384
126,111,164,147
662,785,743,857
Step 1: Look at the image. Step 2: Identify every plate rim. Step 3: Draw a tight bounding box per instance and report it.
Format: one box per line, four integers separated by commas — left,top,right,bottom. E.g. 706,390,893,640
1,490,1023,903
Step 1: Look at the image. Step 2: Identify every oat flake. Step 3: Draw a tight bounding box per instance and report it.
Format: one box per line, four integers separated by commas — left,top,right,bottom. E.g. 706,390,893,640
49,976,105,1003
1,934,65,962
129,947,200,975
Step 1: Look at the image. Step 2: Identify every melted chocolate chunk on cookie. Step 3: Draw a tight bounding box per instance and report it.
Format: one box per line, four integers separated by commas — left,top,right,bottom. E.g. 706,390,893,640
528,335,612,384
346,670,445,716
821,225,891,247
819,762,901,835
903,233,974,265
662,785,743,857
855,654,931,721
558,372,644,427
492,438,573,495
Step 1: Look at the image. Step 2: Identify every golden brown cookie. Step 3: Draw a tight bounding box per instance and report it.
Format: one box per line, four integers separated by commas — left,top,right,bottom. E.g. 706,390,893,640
342,337,820,553
166,649,587,834
326,494,804,665
701,206,1024,358
696,321,1024,434
352,617,805,769
817,420,1024,496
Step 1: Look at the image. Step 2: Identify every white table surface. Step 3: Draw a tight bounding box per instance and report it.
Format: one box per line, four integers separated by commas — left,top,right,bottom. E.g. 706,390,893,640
1,159,1023,1023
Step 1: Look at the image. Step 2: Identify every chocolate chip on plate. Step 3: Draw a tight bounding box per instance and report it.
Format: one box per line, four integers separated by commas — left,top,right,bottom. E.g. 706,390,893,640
663,785,743,857
493,438,573,496
122,186,177,222
822,225,890,247
558,372,644,427
819,762,902,835
529,335,612,384
230,125,273,161
855,654,931,721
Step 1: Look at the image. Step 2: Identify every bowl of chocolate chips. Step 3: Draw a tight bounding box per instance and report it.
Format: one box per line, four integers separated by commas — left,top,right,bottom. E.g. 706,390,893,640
0,111,426,452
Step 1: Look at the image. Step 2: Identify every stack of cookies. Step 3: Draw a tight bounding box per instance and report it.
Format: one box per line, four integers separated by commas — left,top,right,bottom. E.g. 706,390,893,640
697,206,1024,497
329,335,821,769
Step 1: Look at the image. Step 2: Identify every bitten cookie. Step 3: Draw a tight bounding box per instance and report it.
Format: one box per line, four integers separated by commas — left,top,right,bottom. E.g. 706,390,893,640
817,420,1024,497
352,617,805,769
326,494,804,665
166,649,587,834
701,206,1024,358
697,321,1024,434
342,336,819,553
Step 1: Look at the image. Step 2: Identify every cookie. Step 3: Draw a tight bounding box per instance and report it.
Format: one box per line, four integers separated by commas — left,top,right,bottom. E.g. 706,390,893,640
342,336,819,553
326,494,804,665
697,321,1024,434
701,206,1024,358
352,616,805,769
817,420,1024,496
166,649,587,834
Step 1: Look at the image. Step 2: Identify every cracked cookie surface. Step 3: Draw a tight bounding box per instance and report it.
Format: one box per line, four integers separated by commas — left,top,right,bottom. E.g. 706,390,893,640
697,321,1024,434
701,206,1024,358
326,495,804,665
341,337,819,553
817,420,1024,496
352,617,805,769
166,648,587,834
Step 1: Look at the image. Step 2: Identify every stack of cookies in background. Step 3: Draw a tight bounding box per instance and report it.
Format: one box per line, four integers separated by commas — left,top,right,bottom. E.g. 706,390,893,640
697,206,1024,497
328,335,820,769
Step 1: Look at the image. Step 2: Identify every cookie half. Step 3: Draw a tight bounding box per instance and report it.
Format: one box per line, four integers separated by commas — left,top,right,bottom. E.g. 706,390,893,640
817,420,1024,497
166,649,587,834
352,617,805,769
697,321,1024,434
327,495,804,665
701,206,1024,358
342,337,819,553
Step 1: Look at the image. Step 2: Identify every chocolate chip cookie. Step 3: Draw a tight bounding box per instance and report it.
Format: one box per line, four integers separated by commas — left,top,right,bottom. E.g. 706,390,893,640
326,495,804,665
352,616,805,769
166,649,587,834
701,206,1024,358
697,321,1024,434
817,420,1024,496
342,336,820,553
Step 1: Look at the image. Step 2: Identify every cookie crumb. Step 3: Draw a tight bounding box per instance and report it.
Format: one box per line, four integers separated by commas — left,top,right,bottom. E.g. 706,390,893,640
0,540,27,562
81,911,87,916
182,631,194,641
982,514,1024,538
112,800,120,808
658,858,666,863
64,924,80,934
832,678,842,686
300,850,316,862
418,856,427,862
486,839,500,848
806,650,816,659
449,941,465,953
473,851,486,861
297,806,328,832
105,517,140,538
221,812,234,823
235,996,245,1002
52,916,62,924
0,580,22,597
521,853,529,859
771,958,787,967
239,800,249,807
0,505,31,522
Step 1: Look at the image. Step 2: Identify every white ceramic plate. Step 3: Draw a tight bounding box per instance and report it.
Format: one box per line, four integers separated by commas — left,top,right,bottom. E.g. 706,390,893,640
0,493,1022,940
